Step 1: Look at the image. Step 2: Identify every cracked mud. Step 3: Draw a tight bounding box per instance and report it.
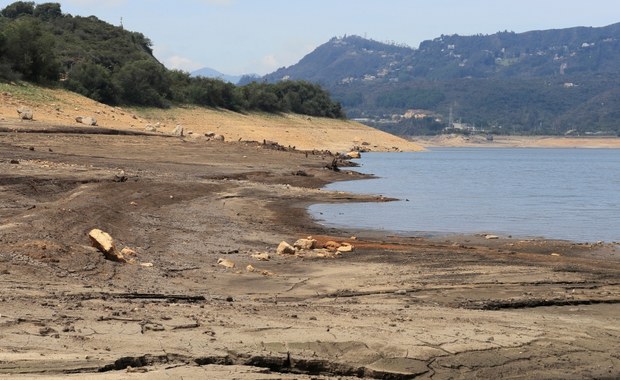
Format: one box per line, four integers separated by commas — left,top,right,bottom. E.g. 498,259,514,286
1,123,619,379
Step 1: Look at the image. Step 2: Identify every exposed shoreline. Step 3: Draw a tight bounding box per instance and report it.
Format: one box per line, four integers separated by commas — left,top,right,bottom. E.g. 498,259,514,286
1,119,618,379
413,134,620,149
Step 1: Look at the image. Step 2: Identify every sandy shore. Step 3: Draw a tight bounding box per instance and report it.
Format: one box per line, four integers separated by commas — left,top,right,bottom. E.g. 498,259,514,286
1,118,619,379
413,134,620,149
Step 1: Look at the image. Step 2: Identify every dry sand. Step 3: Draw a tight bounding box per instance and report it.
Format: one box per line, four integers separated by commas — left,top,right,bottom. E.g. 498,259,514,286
0,85,619,379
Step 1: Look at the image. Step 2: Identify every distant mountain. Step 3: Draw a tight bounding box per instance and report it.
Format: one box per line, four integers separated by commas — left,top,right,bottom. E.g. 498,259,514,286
261,24,620,135
191,67,245,84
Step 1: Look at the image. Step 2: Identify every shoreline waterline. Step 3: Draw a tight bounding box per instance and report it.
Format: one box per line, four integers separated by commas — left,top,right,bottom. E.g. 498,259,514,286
310,148,620,244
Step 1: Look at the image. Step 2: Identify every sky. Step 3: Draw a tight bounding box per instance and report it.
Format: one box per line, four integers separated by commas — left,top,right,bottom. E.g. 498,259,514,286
18,0,620,75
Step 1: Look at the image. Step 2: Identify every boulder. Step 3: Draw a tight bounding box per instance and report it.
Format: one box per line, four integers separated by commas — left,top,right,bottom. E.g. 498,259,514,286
83,116,97,126
251,252,271,261
277,241,296,255
88,229,126,262
212,134,225,142
172,125,184,137
337,243,354,252
75,116,97,126
323,241,341,251
217,258,235,268
17,107,33,120
294,238,317,250
346,151,361,159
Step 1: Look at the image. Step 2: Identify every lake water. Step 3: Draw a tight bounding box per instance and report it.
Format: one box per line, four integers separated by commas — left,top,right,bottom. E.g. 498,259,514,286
309,148,620,242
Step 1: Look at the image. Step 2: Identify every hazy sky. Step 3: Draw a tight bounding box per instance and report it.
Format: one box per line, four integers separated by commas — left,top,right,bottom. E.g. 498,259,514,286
40,0,620,75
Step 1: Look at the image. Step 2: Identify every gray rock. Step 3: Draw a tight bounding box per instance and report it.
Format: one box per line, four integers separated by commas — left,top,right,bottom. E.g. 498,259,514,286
75,116,97,126
17,107,33,120
172,125,184,137
82,116,97,126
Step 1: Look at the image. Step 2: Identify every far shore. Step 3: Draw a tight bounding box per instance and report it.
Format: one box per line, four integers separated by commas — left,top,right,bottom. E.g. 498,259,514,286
412,134,620,149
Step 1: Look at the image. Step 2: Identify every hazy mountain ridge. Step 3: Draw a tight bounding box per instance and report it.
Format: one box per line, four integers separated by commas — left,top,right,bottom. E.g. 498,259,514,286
261,23,620,135
191,67,244,84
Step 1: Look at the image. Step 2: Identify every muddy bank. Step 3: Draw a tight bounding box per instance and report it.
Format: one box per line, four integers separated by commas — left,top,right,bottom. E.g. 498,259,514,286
0,124,619,379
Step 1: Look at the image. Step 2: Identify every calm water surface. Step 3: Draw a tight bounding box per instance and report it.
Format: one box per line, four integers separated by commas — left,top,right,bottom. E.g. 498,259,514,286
309,148,620,242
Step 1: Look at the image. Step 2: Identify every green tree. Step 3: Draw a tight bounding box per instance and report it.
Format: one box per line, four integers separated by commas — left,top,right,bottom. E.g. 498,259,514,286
3,17,59,82
64,61,117,104
1,1,35,19
33,2,61,20
113,59,171,106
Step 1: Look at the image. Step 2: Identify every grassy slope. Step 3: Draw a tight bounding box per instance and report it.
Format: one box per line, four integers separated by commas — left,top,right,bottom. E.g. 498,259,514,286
0,82,424,152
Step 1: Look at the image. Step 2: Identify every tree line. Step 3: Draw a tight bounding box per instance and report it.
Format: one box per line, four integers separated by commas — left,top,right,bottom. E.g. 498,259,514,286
0,2,344,118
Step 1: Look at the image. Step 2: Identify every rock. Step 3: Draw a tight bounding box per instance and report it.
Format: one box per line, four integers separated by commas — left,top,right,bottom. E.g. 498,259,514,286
205,132,216,137
172,125,184,137
212,134,225,142
75,116,97,126
145,125,157,132
120,247,136,257
246,264,256,272
337,243,354,252
550,253,561,257
39,326,58,336
315,249,341,258
485,234,500,240
251,253,270,261
140,262,154,268
88,229,126,262
323,241,341,251
294,238,317,250
84,117,97,126
346,151,361,159
17,107,33,120
217,258,235,268
277,241,296,255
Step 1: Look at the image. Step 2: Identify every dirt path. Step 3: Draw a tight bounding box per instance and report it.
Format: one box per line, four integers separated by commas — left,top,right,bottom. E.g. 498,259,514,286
0,123,619,379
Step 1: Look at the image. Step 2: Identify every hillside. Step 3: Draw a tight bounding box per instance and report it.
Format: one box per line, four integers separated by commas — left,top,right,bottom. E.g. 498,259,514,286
0,82,423,152
0,2,344,119
260,24,620,135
